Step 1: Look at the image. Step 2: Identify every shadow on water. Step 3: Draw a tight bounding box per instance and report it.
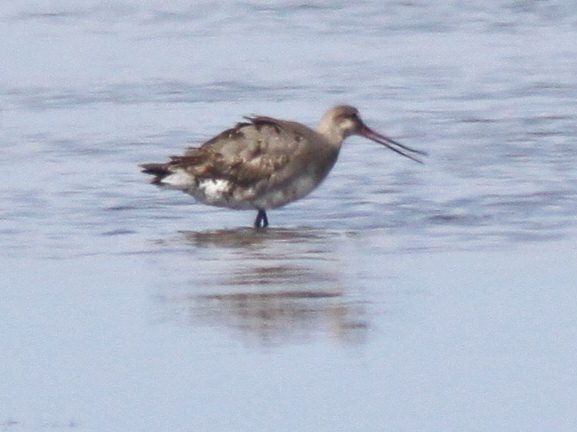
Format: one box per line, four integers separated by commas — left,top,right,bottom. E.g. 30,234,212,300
181,227,327,250
153,227,369,347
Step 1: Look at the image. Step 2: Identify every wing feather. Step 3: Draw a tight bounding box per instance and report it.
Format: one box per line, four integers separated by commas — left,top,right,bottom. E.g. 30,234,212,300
171,116,309,187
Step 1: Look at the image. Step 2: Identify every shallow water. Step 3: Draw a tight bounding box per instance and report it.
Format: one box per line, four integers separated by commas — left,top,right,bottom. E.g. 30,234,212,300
2,1,577,431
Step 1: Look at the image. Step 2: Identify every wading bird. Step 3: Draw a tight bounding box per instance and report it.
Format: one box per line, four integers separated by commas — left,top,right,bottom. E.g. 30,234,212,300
141,105,426,228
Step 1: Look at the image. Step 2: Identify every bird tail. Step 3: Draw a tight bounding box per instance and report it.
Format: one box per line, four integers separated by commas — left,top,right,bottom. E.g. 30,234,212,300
140,163,171,185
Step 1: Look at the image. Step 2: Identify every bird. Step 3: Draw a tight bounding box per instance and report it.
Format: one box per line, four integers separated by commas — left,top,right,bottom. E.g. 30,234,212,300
140,105,426,228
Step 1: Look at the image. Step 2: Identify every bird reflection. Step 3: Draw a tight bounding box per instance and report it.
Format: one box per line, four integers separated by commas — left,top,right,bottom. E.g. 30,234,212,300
181,227,329,249
155,228,369,347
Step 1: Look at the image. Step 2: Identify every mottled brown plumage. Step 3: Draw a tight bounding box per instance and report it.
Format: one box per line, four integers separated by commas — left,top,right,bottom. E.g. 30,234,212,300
141,105,426,228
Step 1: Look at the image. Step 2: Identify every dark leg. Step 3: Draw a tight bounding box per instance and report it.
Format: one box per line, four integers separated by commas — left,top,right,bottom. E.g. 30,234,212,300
254,209,269,228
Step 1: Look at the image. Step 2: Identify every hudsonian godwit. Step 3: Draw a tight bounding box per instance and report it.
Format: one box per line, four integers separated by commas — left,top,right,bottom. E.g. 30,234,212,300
140,105,426,228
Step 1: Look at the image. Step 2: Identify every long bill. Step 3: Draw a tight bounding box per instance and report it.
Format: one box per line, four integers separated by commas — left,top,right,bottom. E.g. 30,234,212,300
360,125,427,164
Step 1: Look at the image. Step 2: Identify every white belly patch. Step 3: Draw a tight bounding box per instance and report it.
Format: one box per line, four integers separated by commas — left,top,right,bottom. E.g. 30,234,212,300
198,178,231,201
161,170,232,204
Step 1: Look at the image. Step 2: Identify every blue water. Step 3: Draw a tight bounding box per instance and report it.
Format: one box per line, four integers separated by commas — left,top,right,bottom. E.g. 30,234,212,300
2,1,577,431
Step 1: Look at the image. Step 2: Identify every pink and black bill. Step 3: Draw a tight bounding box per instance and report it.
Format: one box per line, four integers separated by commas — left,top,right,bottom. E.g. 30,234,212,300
359,123,427,164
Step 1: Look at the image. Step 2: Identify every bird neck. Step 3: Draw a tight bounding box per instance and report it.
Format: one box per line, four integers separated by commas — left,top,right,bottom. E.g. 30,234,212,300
316,122,345,149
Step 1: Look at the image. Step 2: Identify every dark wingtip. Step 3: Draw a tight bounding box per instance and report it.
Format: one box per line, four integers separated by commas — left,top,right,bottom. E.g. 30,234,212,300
140,163,169,184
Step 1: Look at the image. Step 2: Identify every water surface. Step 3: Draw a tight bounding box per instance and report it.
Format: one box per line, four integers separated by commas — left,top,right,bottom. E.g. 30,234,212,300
2,1,577,431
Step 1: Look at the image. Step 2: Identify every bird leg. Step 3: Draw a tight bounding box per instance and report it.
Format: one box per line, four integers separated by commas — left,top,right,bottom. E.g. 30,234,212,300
254,210,269,228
